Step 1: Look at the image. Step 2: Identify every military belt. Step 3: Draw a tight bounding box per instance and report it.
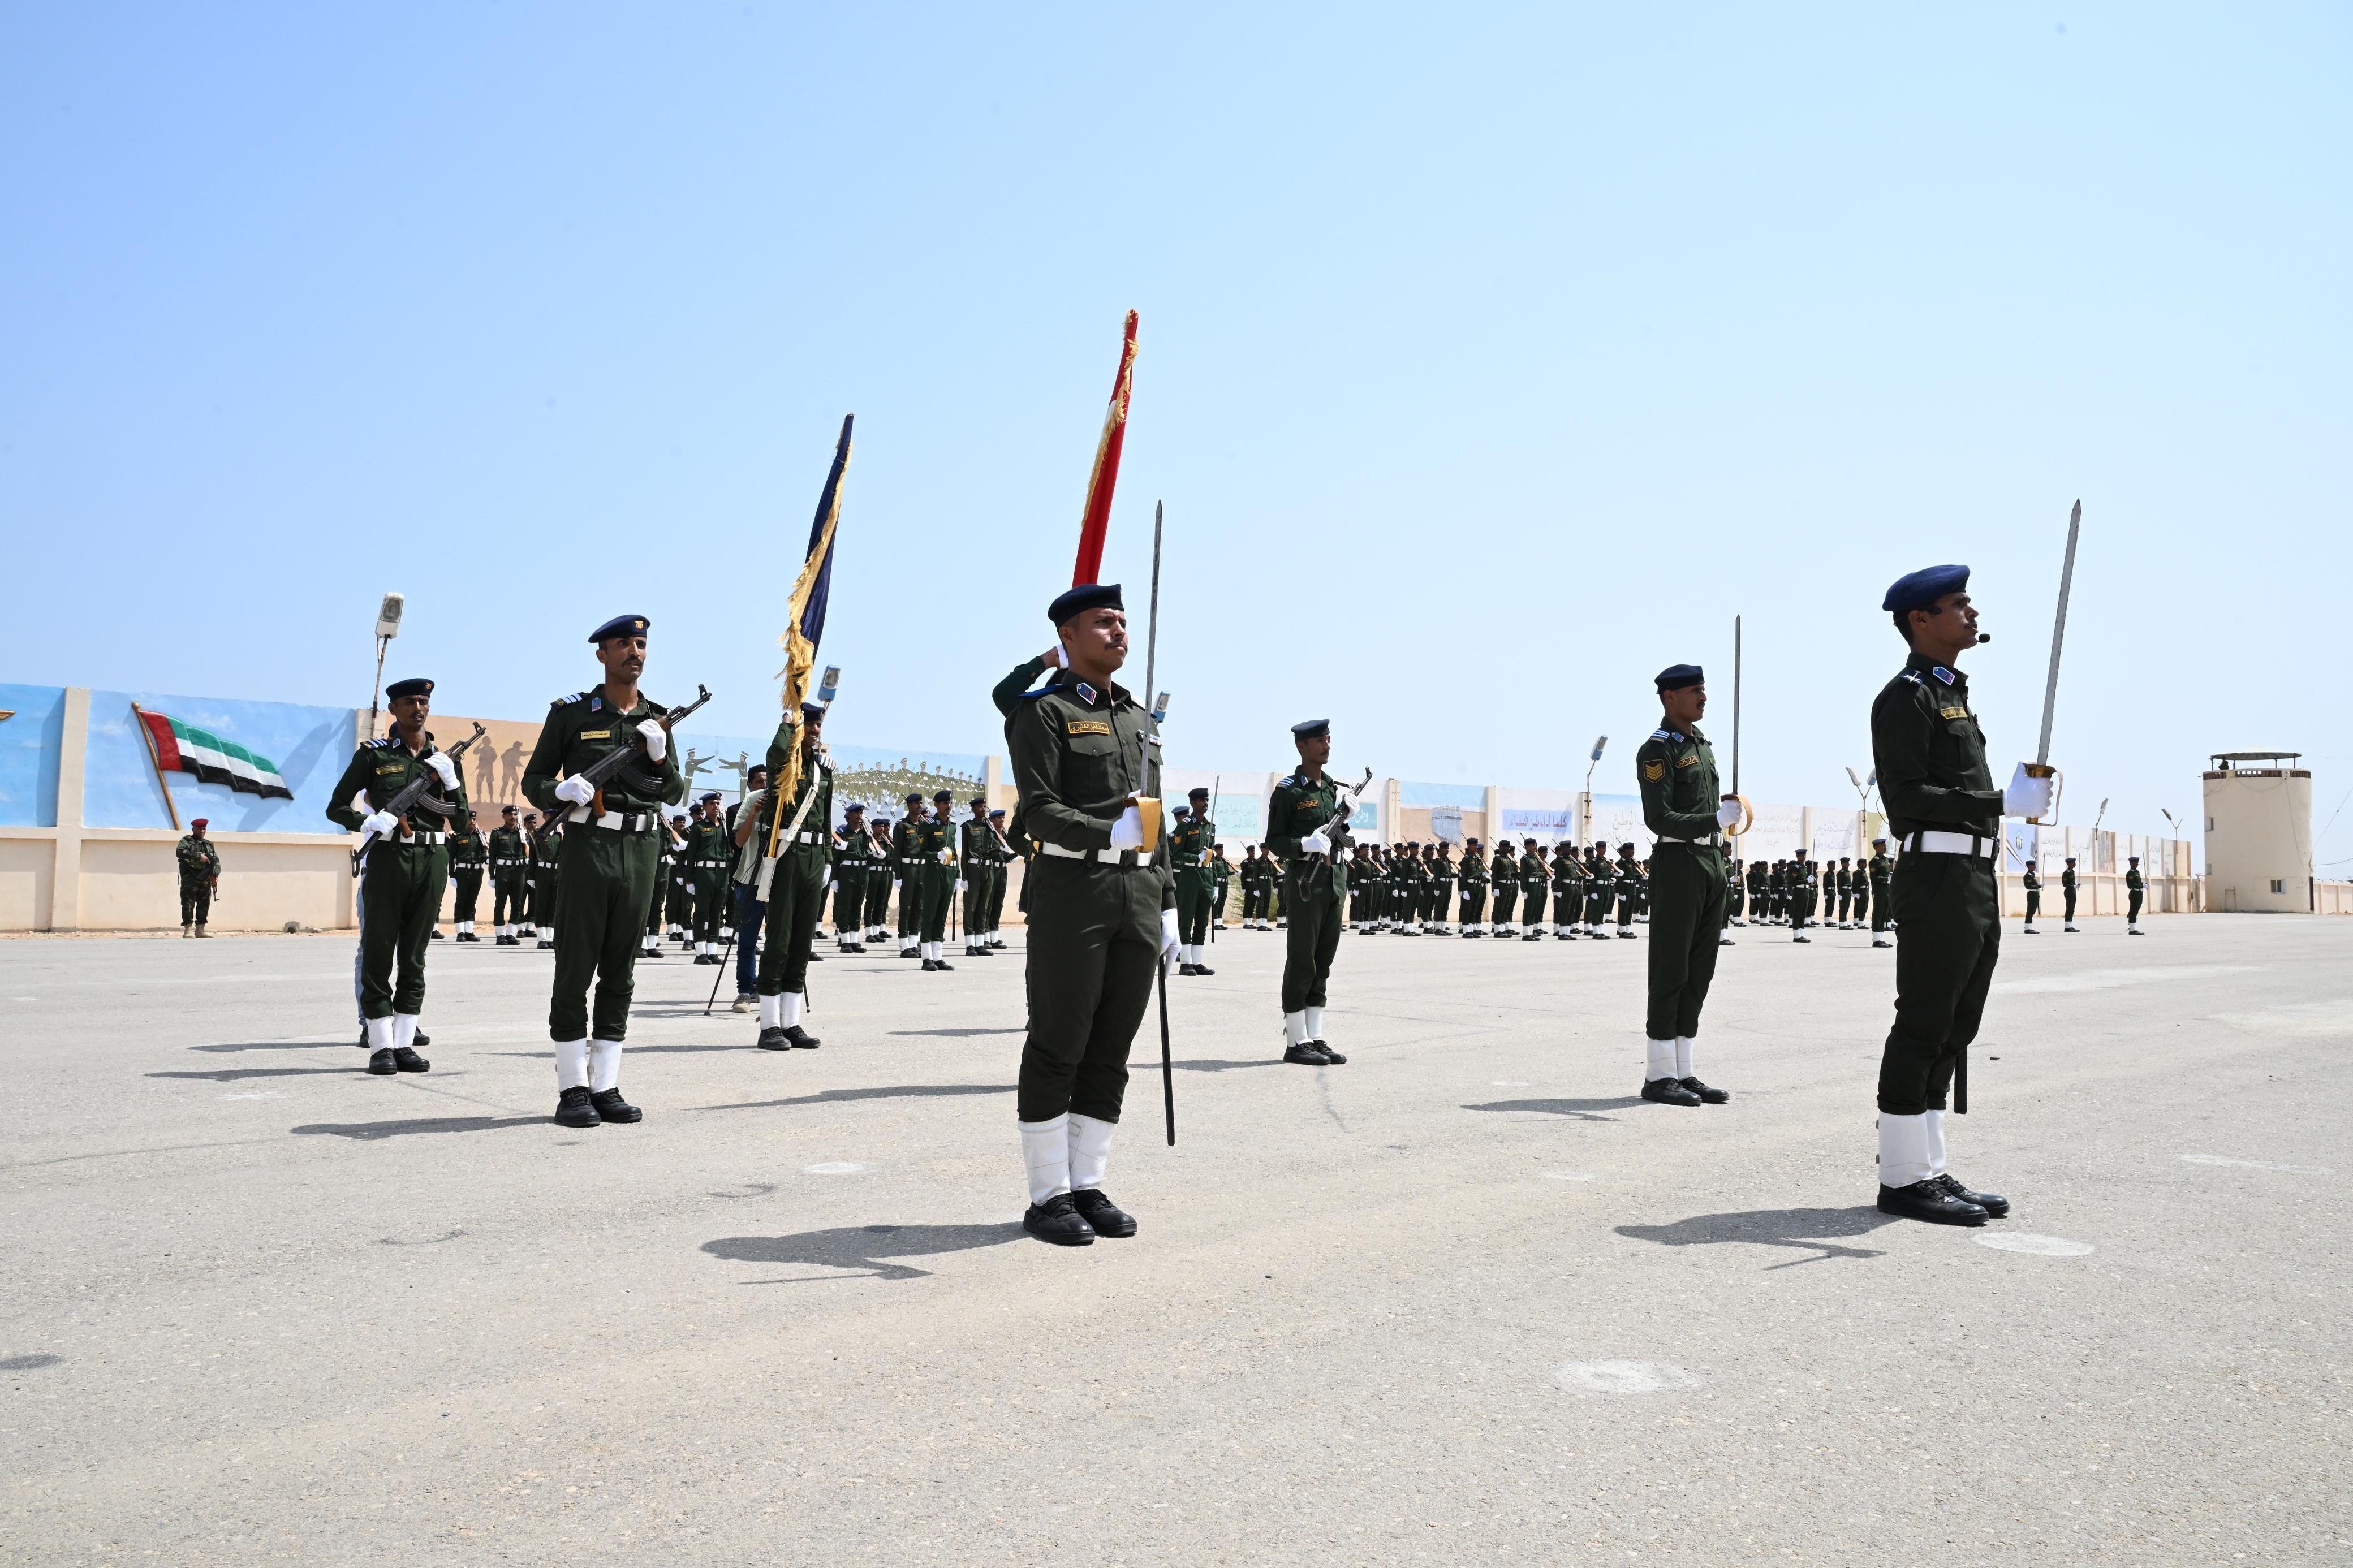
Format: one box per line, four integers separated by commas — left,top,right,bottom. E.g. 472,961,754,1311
382,831,447,846
1903,830,1998,858
1037,842,1154,867
566,806,659,833
1654,833,1723,848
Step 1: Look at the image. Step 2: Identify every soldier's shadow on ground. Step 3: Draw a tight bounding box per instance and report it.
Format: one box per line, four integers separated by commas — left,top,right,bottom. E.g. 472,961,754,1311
692,1084,1012,1113
1463,1096,1645,1122
1615,1207,1901,1268
292,1115,544,1140
151,1066,362,1082
188,1040,354,1054
889,1027,1024,1038
1170,1059,1286,1073
704,1223,1026,1282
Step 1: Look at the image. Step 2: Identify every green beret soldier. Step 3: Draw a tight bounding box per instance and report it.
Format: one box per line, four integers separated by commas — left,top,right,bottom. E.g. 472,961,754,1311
993,582,1178,1246
1872,563,2056,1224
175,818,220,938
523,614,686,1128
326,676,466,1076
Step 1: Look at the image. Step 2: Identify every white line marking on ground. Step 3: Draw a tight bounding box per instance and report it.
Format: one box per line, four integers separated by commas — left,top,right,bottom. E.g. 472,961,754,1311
1542,1170,1597,1182
221,1091,287,1100
803,1161,867,1175
1492,1079,1531,1086
2182,1153,2332,1175
1975,1232,2094,1256
1557,1359,1699,1393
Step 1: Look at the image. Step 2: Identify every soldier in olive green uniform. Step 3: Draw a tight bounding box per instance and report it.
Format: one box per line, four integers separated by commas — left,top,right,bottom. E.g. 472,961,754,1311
1458,839,1488,935
522,614,686,1129
2020,859,2042,933
1634,664,1743,1106
985,809,1016,947
2060,856,2080,931
1489,836,1519,936
833,802,872,952
488,806,529,944
745,702,834,1048
327,676,466,1076
961,796,999,959
175,819,221,936
528,817,562,947
1867,840,1894,945
1583,844,1612,936
2126,856,2146,934
1266,720,1356,1066
910,790,957,969
1428,844,1455,935
1871,564,2052,1225
989,584,1178,1246
891,795,926,957
684,794,735,961
1550,843,1581,939
1169,788,1217,973
448,819,486,941
1789,857,1816,942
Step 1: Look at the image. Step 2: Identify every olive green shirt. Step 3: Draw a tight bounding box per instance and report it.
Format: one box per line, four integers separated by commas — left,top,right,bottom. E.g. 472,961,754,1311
1002,665,1173,912
522,684,686,818
1871,651,1999,840
325,733,469,833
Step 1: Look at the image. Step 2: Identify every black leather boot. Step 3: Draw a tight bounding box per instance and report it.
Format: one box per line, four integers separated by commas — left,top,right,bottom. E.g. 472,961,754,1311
1932,1173,2009,1217
553,1087,600,1128
1877,1180,1987,1225
1070,1188,1136,1238
589,1087,641,1124
1023,1193,1094,1246
1641,1076,1701,1106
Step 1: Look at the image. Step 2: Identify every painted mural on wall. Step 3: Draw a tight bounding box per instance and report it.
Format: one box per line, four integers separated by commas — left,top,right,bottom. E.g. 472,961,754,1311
0,684,69,828
85,689,354,833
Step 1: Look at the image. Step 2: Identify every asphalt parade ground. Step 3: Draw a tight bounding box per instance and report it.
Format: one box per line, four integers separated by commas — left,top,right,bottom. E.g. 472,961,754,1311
5,914,2347,1566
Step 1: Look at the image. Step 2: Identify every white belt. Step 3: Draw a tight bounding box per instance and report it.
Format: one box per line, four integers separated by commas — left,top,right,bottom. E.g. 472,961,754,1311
1904,830,1997,858
567,806,657,833
393,831,448,845
1656,833,1722,847
1038,842,1154,866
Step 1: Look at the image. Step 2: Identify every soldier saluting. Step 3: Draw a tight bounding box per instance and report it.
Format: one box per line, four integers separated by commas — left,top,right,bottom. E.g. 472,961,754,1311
326,676,465,1076
523,614,686,1129
993,582,1179,1246
1635,664,1742,1106
1871,565,2054,1225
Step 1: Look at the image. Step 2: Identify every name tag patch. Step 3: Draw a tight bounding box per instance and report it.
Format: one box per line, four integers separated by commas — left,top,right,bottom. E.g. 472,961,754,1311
1674,754,1699,768
1939,706,1968,720
1066,719,1112,737
579,729,611,739
376,764,403,775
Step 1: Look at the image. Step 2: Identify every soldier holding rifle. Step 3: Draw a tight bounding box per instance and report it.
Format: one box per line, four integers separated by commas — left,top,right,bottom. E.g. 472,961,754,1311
1635,664,1742,1107
325,676,466,1077
1266,722,1361,1066
1871,565,2053,1225
523,614,688,1129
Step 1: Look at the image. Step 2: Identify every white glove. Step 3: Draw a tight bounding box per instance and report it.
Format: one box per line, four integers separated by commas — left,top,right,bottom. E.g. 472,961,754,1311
1160,906,1181,974
1042,643,1066,669
1335,846,1353,863
826,880,837,893
425,753,459,789
955,879,968,892
1300,827,1332,856
2002,763,2054,819
635,719,667,762
893,878,903,890
1715,798,1743,830
360,810,400,840
553,775,596,806
1108,805,1145,850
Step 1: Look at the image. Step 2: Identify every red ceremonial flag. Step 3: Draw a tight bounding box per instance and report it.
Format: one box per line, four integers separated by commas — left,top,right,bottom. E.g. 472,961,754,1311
1071,310,1139,586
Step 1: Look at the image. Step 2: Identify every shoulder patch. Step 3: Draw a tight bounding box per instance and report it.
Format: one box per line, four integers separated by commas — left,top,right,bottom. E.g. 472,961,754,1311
1932,666,1956,685
1641,759,1666,781
551,692,583,709
1899,669,1924,686
1650,729,1674,741
368,736,398,749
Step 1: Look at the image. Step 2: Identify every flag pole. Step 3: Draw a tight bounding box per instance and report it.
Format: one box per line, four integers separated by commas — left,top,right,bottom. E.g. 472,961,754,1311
1146,499,1175,1146
130,703,182,831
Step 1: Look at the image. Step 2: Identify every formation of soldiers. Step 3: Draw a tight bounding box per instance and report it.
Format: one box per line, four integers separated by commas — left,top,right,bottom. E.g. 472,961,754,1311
305,547,2079,1247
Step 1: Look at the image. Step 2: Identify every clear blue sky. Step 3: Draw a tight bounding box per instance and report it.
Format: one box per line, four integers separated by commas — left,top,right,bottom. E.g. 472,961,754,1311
5,5,2348,860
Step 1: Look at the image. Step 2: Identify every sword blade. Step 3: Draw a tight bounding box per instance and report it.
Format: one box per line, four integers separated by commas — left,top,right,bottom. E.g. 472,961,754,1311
1731,613,1742,801
2036,499,2082,767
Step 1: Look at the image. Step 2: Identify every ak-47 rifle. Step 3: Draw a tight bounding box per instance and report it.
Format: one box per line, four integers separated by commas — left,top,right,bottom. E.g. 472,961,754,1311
529,685,712,851
1308,768,1377,875
352,723,487,875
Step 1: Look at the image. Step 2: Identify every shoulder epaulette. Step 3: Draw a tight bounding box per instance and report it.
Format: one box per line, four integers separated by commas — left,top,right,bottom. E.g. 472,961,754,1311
552,692,584,709
1276,774,1298,788
1898,669,1924,686
1650,728,1674,741
368,736,398,749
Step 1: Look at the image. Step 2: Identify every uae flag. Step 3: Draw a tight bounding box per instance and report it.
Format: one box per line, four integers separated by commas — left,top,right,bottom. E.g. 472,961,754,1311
135,707,295,800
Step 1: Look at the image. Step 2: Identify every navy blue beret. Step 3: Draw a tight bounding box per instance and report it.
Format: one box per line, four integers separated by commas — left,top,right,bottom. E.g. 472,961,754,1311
932,789,953,802
970,796,988,808
1882,565,1969,614
989,809,1005,819
801,701,827,718
843,801,865,813
385,677,434,700
1654,664,1704,690
1291,719,1330,738
588,614,650,643
699,792,721,802
1188,787,1209,800
905,792,924,804
1048,582,1124,624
